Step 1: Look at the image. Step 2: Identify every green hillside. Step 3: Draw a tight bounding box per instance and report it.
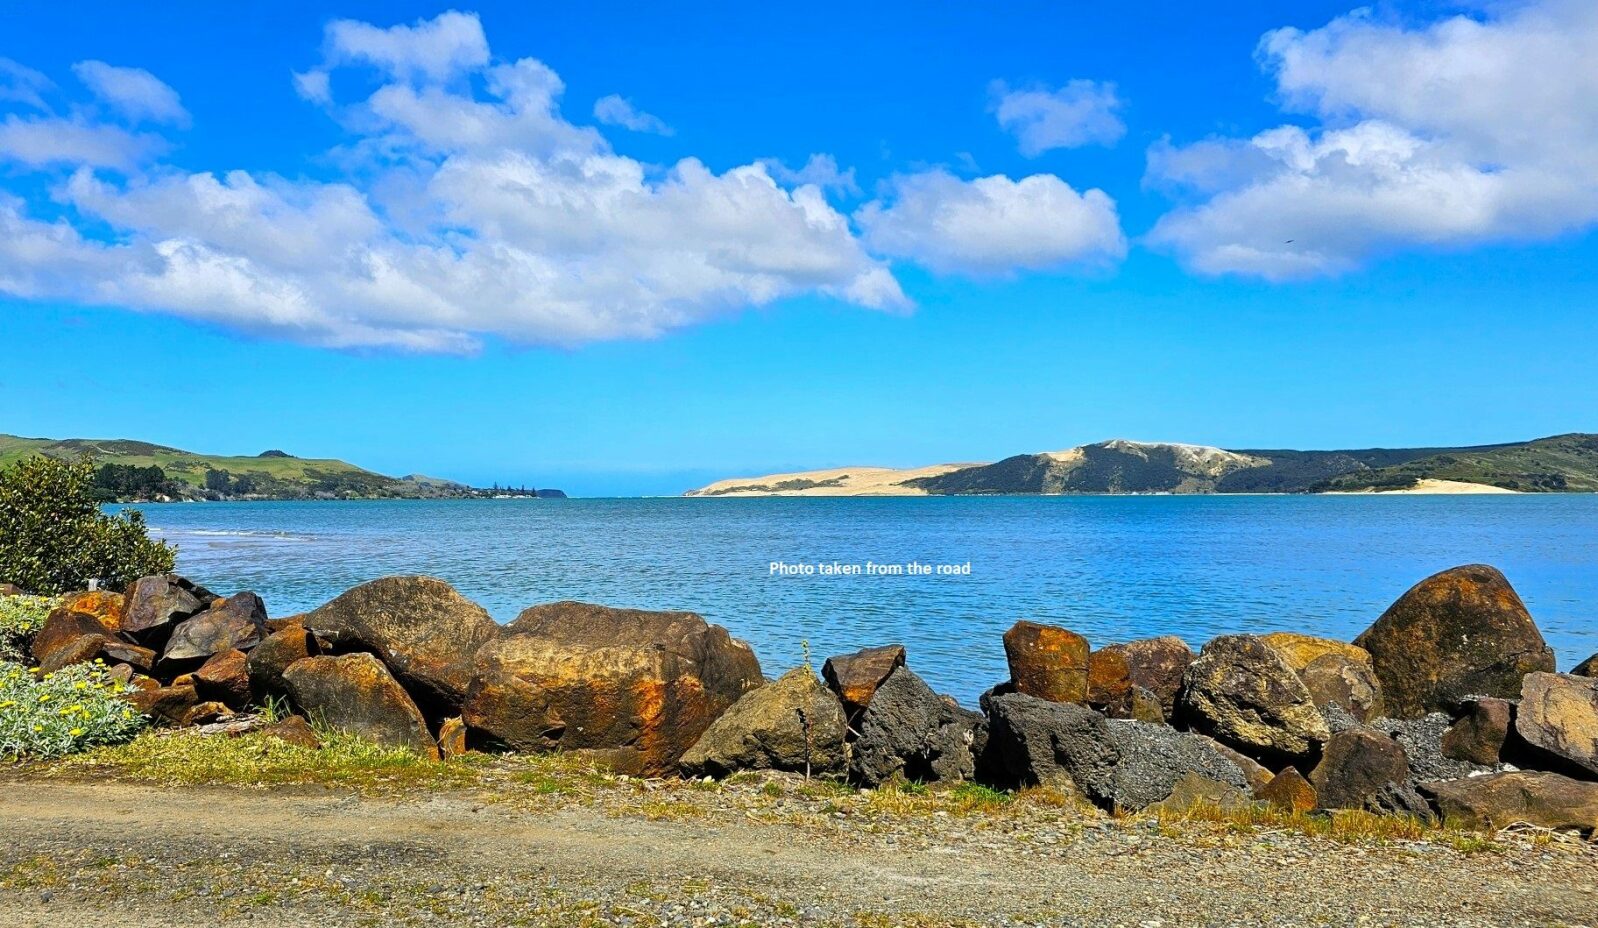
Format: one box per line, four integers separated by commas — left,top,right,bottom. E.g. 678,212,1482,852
0,434,563,501
905,434,1598,495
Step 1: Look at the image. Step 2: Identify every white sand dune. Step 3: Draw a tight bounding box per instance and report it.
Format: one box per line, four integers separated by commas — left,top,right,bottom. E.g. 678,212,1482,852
686,463,980,497
1337,478,1520,495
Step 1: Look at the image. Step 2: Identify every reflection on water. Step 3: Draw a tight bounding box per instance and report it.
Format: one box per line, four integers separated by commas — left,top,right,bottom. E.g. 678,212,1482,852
126,495,1598,704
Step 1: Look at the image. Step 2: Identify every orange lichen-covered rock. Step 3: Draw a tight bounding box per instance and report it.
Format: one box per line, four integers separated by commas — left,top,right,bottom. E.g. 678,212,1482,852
246,623,319,699
1259,767,1318,813
1002,620,1090,703
1355,565,1554,718
462,601,762,776
54,591,126,633
283,654,439,758
194,648,252,709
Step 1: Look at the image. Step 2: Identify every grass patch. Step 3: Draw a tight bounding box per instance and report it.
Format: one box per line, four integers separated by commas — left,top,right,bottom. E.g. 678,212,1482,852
1141,797,1519,849
52,726,490,790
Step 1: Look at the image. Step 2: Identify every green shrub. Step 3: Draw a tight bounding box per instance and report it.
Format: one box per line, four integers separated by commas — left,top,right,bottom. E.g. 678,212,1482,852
0,594,56,663
0,660,148,759
0,455,175,595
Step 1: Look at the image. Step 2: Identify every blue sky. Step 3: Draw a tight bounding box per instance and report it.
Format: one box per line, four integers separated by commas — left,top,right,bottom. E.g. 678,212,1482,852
1,1,1595,495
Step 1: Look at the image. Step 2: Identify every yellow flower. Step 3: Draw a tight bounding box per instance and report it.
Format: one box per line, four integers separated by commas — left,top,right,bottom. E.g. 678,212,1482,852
37,694,50,702
73,681,88,690
69,728,84,737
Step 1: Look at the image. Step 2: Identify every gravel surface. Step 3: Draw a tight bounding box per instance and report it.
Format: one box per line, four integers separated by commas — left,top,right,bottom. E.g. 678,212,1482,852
1,776,1595,927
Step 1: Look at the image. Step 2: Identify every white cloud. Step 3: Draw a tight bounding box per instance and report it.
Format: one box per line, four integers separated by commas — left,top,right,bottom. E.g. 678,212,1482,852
0,115,166,170
1149,0,1598,278
592,94,672,135
322,10,490,83
760,154,859,196
72,61,189,125
291,69,331,104
0,58,51,110
856,169,1125,275
990,79,1125,156
0,12,907,352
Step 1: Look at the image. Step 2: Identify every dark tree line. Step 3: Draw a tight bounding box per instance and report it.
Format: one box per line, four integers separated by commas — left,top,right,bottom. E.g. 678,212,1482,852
92,464,181,502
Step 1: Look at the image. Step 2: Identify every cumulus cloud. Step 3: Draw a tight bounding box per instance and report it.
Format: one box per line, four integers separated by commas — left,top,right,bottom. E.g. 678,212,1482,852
1148,0,1598,278
990,79,1125,156
72,61,189,125
856,169,1125,275
0,12,912,352
592,94,672,135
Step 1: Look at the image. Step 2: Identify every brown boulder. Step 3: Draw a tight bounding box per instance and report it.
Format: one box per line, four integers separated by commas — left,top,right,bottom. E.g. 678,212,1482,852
1310,728,1410,810
302,576,500,716
181,701,234,726
1179,635,1329,762
38,633,109,674
1300,652,1385,723
161,594,267,664
821,644,905,715
246,623,319,699
282,653,439,758
681,666,848,778
260,714,321,749
1198,735,1274,793
1424,771,1598,832
194,649,252,709
1002,620,1089,703
99,640,155,674
1442,697,1514,766
463,601,762,775
31,609,112,667
1085,648,1133,717
437,716,469,759
1259,767,1317,812
1572,654,1598,678
1354,565,1555,718
125,683,199,725
1099,636,1194,719
1515,672,1598,777
123,575,215,638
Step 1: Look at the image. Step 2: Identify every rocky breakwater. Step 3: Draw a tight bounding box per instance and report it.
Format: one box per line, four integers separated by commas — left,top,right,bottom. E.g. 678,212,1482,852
15,562,1598,835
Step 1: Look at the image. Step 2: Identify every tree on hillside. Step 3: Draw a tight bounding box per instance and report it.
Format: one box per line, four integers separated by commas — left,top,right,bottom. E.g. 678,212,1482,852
0,456,176,594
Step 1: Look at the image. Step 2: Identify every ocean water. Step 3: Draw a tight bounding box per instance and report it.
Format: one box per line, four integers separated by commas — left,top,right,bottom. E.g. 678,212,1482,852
128,495,1598,705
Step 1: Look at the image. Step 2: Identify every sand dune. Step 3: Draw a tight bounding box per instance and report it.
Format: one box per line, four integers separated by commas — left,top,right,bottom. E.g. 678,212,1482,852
686,463,980,497
1341,478,1520,495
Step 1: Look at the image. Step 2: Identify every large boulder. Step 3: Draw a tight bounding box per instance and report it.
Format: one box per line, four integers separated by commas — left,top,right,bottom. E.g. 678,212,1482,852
302,577,500,717
31,609,114,668
462,601,762,775
1309,728,1411,810
985,693,1246,811
123,575,215,640
124,683,199,725
193,649,252,710
1002,621,1089,703
1258,767,1317,812
1354,565,1555,718
850,666,981,786
1260,632,1384,722
1099,636,1194,720
246,623,320,700
1178,635,1329,763
282,653,439,758
53,591,126,633
1572,654,1598,678
1514,672,1598,777
162,593,267,664
1441,697,1514,766
821,644,905,716
1423,772,1598,832
681,667,848,777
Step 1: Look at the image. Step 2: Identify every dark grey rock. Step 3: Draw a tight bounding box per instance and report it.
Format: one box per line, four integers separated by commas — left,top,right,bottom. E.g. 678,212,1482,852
849,666,980,786
1376,713,1498,783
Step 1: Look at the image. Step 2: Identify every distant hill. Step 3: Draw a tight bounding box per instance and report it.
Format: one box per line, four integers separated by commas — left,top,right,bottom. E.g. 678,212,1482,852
685,434,1598,497
0,434,565,502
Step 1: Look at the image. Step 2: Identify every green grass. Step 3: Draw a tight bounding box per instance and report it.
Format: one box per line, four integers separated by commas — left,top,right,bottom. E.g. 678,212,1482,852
0,434,380,488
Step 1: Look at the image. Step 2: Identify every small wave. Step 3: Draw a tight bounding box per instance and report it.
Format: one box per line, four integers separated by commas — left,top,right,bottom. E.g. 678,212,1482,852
151,528,312,541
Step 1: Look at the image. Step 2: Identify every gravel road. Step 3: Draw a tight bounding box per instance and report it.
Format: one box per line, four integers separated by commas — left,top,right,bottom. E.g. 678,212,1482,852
1,778,1594,927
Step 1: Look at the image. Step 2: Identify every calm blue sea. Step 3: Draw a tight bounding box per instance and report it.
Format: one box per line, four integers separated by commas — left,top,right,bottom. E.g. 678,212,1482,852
122,496,1598,705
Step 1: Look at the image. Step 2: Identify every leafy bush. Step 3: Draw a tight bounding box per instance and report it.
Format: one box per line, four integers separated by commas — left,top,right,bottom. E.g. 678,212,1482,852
0,660,148,759
0,455,175,595
0,594,56,663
